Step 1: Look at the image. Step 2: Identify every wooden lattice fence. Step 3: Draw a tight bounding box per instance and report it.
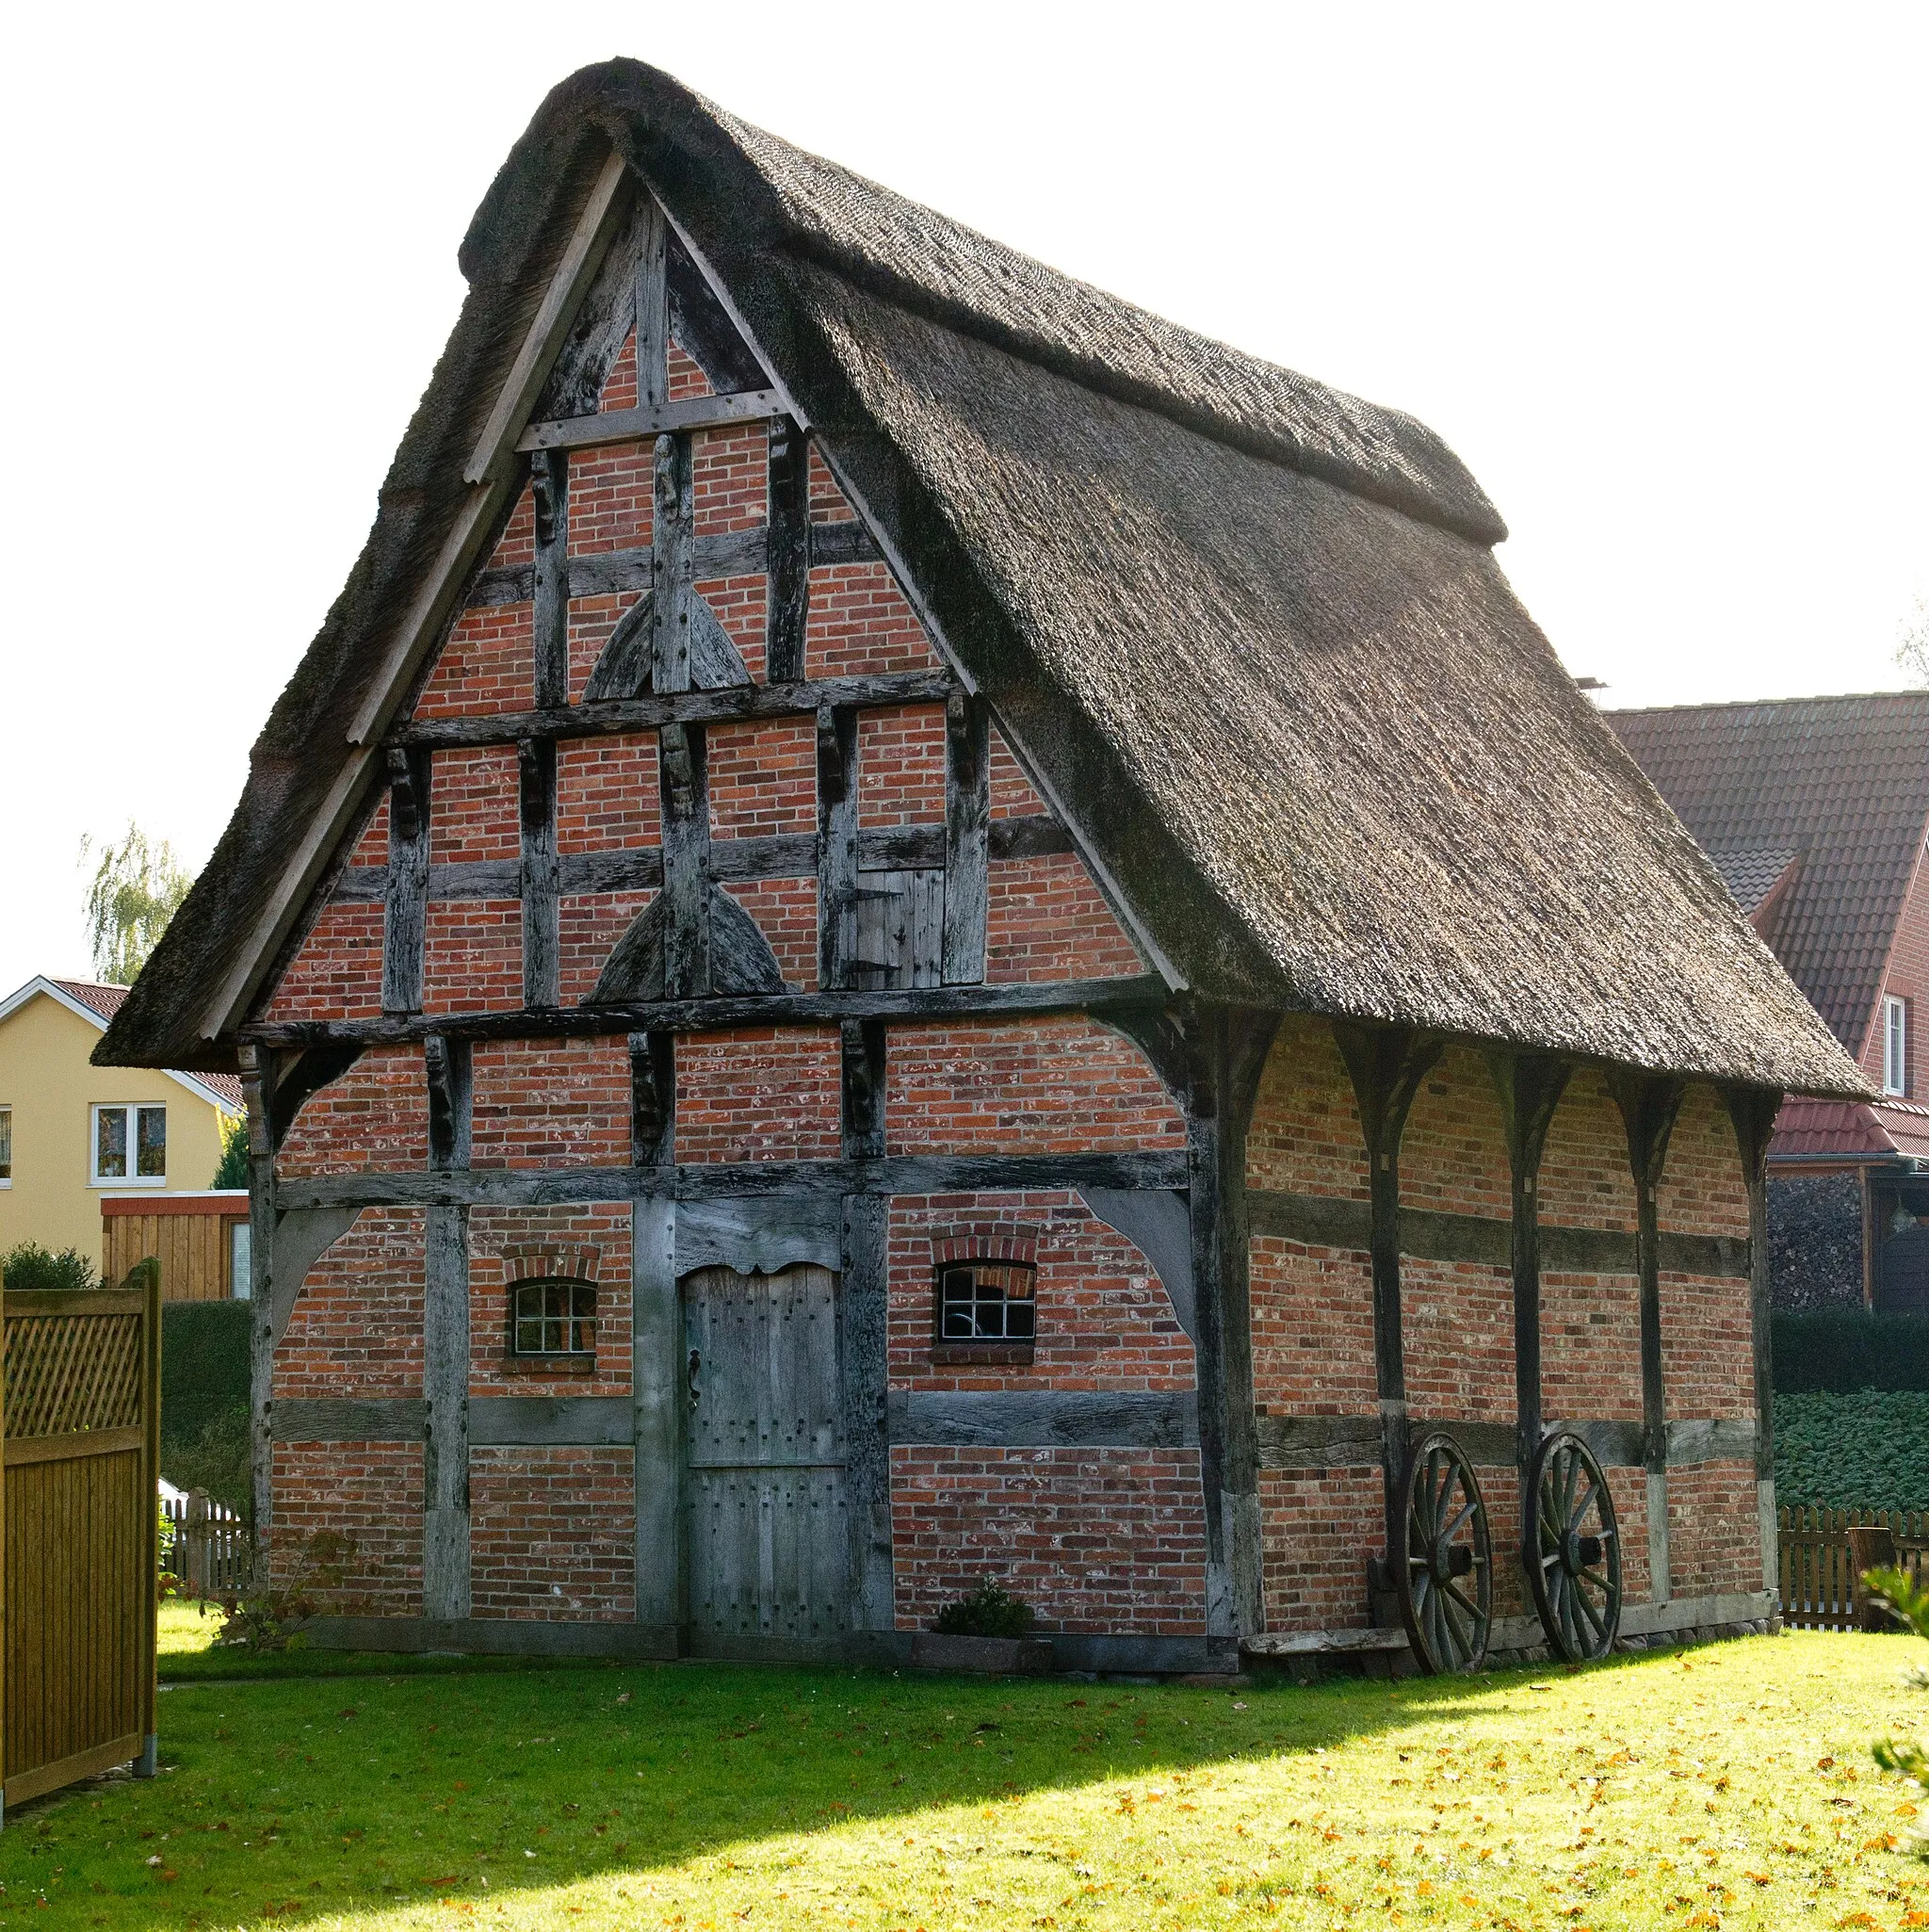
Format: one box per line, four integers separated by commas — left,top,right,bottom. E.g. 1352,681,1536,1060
1,1266,161,1821
1777,1505,1929,1631
160,1486,249,1598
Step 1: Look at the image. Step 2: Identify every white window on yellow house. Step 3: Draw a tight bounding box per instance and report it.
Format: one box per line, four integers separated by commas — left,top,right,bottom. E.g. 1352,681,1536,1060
0,1105,11,1184
92,1103,166,1185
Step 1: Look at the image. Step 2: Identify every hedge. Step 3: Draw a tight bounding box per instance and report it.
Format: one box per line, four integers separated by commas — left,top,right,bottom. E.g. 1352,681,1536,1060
1775,1390,1929,1512
160,1300,250,1448
1771,1309,1929,1393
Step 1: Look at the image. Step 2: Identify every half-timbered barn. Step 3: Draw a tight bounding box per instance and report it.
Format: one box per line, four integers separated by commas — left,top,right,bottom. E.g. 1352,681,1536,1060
100,60,1864,1675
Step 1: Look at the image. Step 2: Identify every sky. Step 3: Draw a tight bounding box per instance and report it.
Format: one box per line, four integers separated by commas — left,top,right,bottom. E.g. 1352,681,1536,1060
4,2,1928,998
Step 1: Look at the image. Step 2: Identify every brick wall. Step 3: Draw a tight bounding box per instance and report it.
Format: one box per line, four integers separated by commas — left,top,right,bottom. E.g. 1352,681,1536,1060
985,855,1146,982
885,1016,1183,1155
1666,1461,1759,1596
890,1447,1207,1635
470,1447,636,1620
709,718,815,840
858,706,947,825
429,746,519,863
558,735,659,850
1540,1069,1637,1232
1247,1015,1368,1198
559,890,653,1006
472,1040,630,1169
262,902,384,1021
273,1209,425,1399
1258,1469,1380,1633
806,561,941,677
673,1027,842,1163
422,901,521,1014
270,1443,423,1617
467,1205,633,1395
278,1047,429,1177
887,1193,1194,1394
414,603,535,719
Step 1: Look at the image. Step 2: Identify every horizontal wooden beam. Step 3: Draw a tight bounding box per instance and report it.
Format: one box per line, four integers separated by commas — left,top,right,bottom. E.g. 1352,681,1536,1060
331,817,1075,904
518,389,785,453
888,1389,1197,1450
6,1424,143,1467
275,1147,1190,1212
387,669,953,752
244,972,1172,1050
1247,1188,1750,1281
465,518,878,609
1254,1412,1755,1472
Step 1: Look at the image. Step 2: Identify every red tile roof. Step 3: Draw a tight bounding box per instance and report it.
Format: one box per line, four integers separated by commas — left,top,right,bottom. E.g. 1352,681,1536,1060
48,979,244,1109
1609,693,1929,1055
1772,1095,1929,1162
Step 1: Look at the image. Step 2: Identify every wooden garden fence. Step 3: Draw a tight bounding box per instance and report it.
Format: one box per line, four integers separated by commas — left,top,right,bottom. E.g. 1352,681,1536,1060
1777,1505,1929,1631
160,1486,249,1598
1,1265,161,1823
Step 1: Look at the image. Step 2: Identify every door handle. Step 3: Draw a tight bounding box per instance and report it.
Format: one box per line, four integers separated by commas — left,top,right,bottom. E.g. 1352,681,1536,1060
688,1348,702,1406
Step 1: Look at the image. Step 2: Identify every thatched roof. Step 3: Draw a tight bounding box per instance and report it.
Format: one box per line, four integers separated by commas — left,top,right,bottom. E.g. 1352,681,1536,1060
97,59,1863,1097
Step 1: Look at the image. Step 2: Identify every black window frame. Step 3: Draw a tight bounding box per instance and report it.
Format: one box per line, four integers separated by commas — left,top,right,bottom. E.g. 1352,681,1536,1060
932,1258,1037,1348
509,1276,598,1359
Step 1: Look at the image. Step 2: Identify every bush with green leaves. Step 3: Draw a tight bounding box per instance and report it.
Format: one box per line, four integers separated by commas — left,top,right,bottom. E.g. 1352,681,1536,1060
1774,1309,1929,1392
211,1116,250,1190
933,1580,1035,1639
0,1242,99,1292
1775,1389,1929,1512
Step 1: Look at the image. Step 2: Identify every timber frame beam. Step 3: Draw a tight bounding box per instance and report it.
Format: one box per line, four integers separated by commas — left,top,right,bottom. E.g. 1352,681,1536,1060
1333,1021,1444,1563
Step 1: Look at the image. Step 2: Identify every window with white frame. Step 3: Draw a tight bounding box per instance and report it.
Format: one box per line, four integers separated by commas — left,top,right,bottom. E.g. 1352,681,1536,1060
92,1104,166,1185
1886,996,1909,1097
0,1106,11,1184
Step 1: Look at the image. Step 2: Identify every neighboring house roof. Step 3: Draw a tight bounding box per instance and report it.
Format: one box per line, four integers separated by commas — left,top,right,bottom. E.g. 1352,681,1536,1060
93,59,1861,1097
1608,692,1929,1057
1772,1095,1929,1164
0,976,243,1112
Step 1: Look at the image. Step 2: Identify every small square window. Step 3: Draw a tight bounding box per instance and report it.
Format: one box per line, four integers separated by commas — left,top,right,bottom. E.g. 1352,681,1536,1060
935,1261,1036,1344
511,1278,597,1357
92,1104,166,1186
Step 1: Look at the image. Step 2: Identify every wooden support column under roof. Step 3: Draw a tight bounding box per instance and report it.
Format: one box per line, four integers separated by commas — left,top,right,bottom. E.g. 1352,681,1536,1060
1609,1070,1686,1604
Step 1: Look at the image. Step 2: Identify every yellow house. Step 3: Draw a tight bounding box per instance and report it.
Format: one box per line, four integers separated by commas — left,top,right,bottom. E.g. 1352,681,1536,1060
0,976,243,1271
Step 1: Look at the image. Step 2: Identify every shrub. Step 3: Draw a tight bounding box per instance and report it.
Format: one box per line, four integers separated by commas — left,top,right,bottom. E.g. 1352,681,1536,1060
162,1411,251,1519
1772,1309,1929,1393
0,1242,99,1292
1775,1390,1929,1512
933,1580,1035,1639
211,1117,250,1191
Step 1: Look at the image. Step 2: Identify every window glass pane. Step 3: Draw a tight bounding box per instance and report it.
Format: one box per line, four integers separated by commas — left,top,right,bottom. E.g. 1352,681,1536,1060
137,1106,168,1177
937,1262,1035,1341
96,1107,127,1179
0,1106,10,1181
512,1278,595,1355
230,1220,252,1299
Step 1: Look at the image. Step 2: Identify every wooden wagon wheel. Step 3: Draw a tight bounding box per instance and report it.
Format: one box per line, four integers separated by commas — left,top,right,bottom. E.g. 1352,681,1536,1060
1526,1430,1622,1662
1396,1431,1493,1674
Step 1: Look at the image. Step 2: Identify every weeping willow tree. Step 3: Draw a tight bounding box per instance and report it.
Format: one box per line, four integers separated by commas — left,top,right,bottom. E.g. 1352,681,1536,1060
81,824,194,985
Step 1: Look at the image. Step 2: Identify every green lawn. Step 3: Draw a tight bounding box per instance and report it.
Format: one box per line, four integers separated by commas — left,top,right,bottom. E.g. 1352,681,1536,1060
8,1623,1929,1929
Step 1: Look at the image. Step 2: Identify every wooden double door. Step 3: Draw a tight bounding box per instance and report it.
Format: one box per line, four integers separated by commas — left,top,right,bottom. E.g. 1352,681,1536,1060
681,1265,851,1642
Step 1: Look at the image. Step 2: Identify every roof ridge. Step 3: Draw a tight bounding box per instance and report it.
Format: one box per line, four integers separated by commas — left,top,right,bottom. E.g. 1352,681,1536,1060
1605,689,1929,718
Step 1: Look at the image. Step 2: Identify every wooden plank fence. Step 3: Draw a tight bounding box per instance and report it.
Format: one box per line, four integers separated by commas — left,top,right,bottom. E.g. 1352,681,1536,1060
2,1265,162,1823
160,1486,249,1598
1777,1505,1929,1631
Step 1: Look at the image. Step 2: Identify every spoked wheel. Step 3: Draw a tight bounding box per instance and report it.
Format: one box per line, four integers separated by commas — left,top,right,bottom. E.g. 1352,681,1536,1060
1526,1430,1622,1662
1395,1430,1493,1674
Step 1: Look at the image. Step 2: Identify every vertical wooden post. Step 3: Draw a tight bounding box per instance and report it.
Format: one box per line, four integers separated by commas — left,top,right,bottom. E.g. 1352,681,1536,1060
941,693,989,985
651,434,696,696
838,1017,893,1633
135,1260,161,1778
628,1031,674,1168
1609,1072,1685,1604
1490,1053,1572,1475
381,749,431,1015
818,705,858,992
634,194,669,414
632,1194,681,1635
1334,1024,1442,1567
658,723,711,998
1725,1083,1785,1599
421,1037,474,1623
530,447,571,709
766,417,810,686
235,1045,277,1587
1183,1007,1280,1642
518,739,559,1007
